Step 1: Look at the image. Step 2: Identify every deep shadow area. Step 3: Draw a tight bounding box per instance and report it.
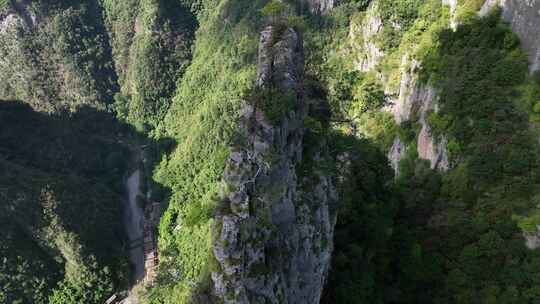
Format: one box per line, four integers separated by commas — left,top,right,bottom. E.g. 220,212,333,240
0,100,174,304
377,10,540,304
321,9,540,304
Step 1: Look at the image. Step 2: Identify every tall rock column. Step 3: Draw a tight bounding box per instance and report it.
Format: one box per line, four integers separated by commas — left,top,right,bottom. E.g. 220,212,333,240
211,25,337,304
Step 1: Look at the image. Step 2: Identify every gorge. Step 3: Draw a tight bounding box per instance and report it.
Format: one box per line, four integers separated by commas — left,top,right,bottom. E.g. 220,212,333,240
2,0,540,304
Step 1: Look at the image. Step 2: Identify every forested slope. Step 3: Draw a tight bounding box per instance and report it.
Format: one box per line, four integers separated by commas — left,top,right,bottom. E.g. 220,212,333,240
0,102,131,304
2,0,540,303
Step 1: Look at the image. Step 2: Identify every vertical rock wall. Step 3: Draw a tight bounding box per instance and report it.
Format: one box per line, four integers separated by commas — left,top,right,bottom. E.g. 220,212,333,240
303,0,335,14
384,54,449,174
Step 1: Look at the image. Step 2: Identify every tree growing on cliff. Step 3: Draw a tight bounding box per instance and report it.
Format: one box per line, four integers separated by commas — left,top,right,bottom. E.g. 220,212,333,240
350,75,387,114
261,0,290,24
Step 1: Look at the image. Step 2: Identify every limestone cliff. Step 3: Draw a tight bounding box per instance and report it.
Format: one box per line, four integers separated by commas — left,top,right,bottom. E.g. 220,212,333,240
211,25,337,304
303,0,334,14
349,2,452,175
351,2,384,72
385,56,449,173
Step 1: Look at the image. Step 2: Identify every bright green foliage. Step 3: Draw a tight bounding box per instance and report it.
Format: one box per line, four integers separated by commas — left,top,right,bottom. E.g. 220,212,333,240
146,0,265,302
101,0,197,130
49,260,113,304
261,0,289,22
350,74,387,114
516,72,540,125
376,0,422,50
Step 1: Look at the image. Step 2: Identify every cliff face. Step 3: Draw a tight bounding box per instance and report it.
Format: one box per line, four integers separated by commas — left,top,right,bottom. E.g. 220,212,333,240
211,25,337,304
303,0,335,14
386,58,449,173
351,2,384,72
349,2,451,175
480,0,540,72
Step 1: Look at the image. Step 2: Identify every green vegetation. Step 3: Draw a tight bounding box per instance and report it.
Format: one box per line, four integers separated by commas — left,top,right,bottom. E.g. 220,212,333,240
0,102,132,304
146,0,265,302
261,0,289,22
303,0,540,302
0,0,118,113
253,88,298,124
389,11,540,301
102,0,197,130
4,0,540,303
322,135,398,303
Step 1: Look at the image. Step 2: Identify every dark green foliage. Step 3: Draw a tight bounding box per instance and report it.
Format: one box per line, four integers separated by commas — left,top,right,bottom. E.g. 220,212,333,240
322,135,398,304
306,2,540,303
253,88,298,124
384,10,540,303
423,11,537,187
0,102,130,188
0,101,132,303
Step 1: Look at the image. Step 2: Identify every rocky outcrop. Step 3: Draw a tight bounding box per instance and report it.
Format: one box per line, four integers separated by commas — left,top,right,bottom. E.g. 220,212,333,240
349,4,450,173
211,25,337,304
524,227,540,249
303,0,334,14
480,0,540,72
351,2,384,72
385,54,450,173
387,54,419,124
388,137,407,174
415,86,449,171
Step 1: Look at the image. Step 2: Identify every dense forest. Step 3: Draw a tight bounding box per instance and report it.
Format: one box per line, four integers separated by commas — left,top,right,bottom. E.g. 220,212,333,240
2,0,540,303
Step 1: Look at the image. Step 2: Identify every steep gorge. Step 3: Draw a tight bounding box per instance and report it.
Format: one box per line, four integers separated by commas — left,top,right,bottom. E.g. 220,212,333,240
3,0,540,304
